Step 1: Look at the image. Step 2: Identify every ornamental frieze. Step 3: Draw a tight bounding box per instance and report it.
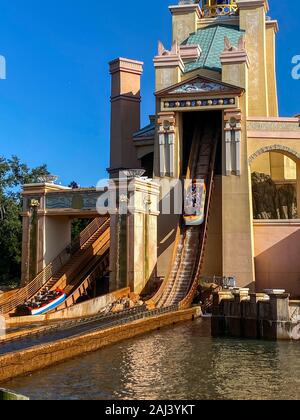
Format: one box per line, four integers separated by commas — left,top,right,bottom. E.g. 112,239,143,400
162,97,236,111
247,121,300,131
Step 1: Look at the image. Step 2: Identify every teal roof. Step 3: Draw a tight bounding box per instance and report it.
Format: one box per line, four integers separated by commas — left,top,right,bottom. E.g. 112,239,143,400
133,122,155,140
183,24,245,73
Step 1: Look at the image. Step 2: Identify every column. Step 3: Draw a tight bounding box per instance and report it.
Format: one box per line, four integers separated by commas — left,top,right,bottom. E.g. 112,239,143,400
235,123,242,176
159,128,166,178
224,112,242,177
168,129,176,178
225,122,233,176
109,177,160,295
157,113,177,178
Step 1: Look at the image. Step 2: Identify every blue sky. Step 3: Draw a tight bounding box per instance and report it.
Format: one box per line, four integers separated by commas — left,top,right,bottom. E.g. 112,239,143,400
0,0,299,186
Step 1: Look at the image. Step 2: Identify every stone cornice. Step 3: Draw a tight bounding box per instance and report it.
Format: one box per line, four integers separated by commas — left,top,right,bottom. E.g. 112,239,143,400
109,58,144,76
266,19,279,33
247,116,299,123
169,4,203,19
236,0,269,13
111,94,141,103
153,55,185,73
221,50,250,68
180,44,202,62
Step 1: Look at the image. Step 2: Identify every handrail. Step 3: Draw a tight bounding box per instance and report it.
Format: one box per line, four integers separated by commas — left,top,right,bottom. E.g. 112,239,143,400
0,217,108,315
56,249,110,311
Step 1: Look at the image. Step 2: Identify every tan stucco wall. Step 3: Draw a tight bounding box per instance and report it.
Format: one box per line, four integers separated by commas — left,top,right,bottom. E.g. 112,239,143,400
266,23,279,117
254,222,300,298
250,153,271,175
44,216,71,267
239,3,268,116
155,67,182,93
171,7,199,44
201,176,223,277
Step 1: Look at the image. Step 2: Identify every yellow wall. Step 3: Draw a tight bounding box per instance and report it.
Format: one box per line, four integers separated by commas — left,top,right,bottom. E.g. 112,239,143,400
239,3,269,116
266,22,279,117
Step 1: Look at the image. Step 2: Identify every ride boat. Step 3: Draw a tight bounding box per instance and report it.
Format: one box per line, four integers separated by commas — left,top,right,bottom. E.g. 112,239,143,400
183,180,206,226
16,289,66,316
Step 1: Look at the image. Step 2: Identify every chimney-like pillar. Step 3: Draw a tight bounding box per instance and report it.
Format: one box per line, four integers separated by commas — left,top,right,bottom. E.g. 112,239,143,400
109,58,143,178
169,3,202,45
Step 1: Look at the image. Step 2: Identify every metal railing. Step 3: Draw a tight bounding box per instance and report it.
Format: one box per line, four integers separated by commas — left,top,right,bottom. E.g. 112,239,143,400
0,217,108,315
202,1,238,17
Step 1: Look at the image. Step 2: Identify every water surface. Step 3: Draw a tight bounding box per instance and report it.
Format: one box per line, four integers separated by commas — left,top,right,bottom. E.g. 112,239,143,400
2,320,300,400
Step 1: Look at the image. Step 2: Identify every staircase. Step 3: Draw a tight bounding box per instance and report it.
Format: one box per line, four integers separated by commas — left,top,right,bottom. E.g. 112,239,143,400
53,251,110,312
37,221,109,295
0,217,110,315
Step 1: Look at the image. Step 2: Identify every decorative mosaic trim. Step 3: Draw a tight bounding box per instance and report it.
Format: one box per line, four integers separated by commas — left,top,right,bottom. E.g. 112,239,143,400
249,144,300,164
169,80,230,94
247,121,300,131
164,98,236,109
46,192,102,210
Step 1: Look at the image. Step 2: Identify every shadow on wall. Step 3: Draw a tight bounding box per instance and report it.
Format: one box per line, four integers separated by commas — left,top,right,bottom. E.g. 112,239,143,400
255,228,300,299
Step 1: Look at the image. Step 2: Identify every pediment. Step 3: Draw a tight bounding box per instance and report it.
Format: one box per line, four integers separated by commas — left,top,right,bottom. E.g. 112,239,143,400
156,76,243,98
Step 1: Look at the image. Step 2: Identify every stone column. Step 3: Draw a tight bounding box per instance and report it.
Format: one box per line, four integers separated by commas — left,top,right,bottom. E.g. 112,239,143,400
21,183,72,285
109,177,160,295
225,122,233,176
158,128,166,177
20,212,31,286
128,179,160,294
224,112,242,177
237,0,269,116
157,113,177,178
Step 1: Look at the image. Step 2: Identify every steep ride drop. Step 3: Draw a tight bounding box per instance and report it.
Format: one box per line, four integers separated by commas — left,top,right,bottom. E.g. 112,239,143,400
151,116,219,309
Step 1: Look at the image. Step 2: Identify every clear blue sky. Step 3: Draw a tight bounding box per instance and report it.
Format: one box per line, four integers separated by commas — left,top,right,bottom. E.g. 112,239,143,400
0,0,299,186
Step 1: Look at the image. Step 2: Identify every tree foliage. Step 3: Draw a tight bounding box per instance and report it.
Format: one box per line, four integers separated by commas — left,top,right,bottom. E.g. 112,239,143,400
0,156,49,287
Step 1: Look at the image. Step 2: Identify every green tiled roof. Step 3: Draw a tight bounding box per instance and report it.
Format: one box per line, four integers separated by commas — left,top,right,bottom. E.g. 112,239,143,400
133,122,155,140
183,24,245,73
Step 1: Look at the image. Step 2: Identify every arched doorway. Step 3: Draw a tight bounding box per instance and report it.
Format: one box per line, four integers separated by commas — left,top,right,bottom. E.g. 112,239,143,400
249,145,300,220
249,145,300,298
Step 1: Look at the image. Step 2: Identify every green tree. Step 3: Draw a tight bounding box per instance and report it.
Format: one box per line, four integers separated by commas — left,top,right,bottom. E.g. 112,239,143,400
0,156,49,288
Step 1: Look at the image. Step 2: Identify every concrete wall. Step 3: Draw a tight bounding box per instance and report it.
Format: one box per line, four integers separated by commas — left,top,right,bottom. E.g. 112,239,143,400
6,290,130,327
254,221,300,298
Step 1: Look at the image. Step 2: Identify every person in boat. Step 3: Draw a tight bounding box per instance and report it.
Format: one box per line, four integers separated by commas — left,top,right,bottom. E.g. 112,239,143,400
192,181,197,207
55,288,64,296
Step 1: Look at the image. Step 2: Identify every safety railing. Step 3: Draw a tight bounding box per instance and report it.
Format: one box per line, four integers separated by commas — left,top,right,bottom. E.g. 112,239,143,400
202,1,238,17
0,217,108,315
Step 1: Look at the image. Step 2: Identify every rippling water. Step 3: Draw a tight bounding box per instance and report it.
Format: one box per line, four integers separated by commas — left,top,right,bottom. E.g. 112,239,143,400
2,320,300,400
